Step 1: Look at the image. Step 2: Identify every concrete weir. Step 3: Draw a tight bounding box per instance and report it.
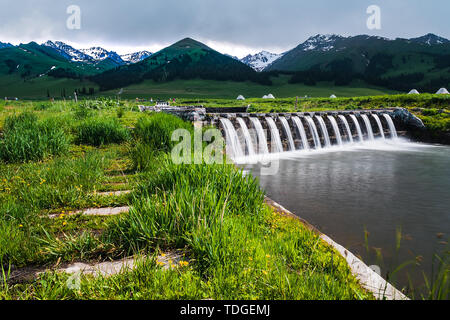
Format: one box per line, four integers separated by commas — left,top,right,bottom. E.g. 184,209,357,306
154,107,425,156
202,108,425,156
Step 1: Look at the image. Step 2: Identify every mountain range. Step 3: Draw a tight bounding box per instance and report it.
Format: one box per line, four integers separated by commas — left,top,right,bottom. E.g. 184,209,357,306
0,33,449,96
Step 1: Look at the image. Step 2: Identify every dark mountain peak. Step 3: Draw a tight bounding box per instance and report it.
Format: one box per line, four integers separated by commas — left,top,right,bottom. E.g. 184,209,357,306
0,41,13,49
297,34,344,52
410,33,449,45
170,37,212,50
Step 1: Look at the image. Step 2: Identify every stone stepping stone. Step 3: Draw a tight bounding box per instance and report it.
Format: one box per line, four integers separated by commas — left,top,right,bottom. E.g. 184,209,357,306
49,206,130,219
3,251,189,283
95,190,131,197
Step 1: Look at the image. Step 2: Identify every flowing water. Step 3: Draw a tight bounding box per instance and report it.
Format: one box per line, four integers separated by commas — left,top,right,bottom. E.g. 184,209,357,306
316,116,331,147
338,115,354,143
328,115,343,146
266,117,284,153
237,118,256,156
243,141,450,293
292,116,310,150
280,117,296,151
350,114,364,142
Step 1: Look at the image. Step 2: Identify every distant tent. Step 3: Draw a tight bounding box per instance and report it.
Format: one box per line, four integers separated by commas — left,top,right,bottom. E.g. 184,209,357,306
436,88,449,94
408,89,420,94
262,95,268,99
330,94,337,98
262,94,275,99
236,95,245,100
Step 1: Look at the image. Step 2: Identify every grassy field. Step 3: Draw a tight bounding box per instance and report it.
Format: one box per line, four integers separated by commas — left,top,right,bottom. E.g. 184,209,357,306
0,75,99,100
0,100,374,300
0,74,398,100
103,76,398,99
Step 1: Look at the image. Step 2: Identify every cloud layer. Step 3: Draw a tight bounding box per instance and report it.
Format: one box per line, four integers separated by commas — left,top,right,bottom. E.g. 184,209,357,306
1,0,449,57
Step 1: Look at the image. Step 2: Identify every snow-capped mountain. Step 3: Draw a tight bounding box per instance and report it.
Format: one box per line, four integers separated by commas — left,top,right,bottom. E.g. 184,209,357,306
80,47,124,65
296,34,344,52
0,42,13,49
43,41,126,65
120,51,153,64
410,33,450,45
241,51,283,72
43,41,94,62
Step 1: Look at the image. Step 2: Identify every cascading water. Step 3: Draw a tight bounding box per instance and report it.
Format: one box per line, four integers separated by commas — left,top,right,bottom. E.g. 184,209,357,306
219,112,399,159
266,117,284,153
279,117,296,151
315,116,331,147
349,115,364,142
338,115,354,143
361,114,374,140
305,116,322,149
372,114,385,139
383,114,398,139
292,116,310,150
249,118,269,154
327,115,343,146
237,118,256,156
220,118,244,158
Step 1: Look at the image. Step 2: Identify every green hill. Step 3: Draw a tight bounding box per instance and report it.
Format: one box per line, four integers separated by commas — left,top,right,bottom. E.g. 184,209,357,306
0,42,115,81
91,38,271,91
266,34,450,92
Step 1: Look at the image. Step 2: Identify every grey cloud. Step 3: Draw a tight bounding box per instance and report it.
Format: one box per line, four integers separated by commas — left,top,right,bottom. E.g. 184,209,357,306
0,0,449,51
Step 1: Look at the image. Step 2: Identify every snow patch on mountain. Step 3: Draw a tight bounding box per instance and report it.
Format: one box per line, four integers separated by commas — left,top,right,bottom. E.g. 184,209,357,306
410,33,450,45
298,34,343,52
80,47,124,65
241,51,283,72
44,41,94,62
121,51,153,63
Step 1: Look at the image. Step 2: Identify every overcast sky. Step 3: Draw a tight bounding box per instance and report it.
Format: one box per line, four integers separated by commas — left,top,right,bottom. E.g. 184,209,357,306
0,0,449,58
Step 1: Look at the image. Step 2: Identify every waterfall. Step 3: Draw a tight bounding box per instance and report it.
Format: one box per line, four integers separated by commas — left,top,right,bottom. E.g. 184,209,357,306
292,116,310,150
249,118,269,154
279,117,296,151
315,116,331,147
383,114,398,139
372,114,385,139
338,115,353,143
327,115,343,146
220,118,244,158
236,118,256,156
305,116,322,149
349,115,364,142
266,117,284,153
361,114,374,140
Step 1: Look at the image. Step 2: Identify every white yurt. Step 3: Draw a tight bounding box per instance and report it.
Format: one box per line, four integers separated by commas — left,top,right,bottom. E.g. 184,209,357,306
236,95,245,100
262,95,268,99
330,94,337,98
436,88,449,94
408,89,420,94
267,93,275,99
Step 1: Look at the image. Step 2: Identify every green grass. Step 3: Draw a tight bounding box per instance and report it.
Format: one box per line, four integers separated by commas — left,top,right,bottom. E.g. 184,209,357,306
0,112,70,163
75,117,131,147
0,102,376,300
103,76,398,99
